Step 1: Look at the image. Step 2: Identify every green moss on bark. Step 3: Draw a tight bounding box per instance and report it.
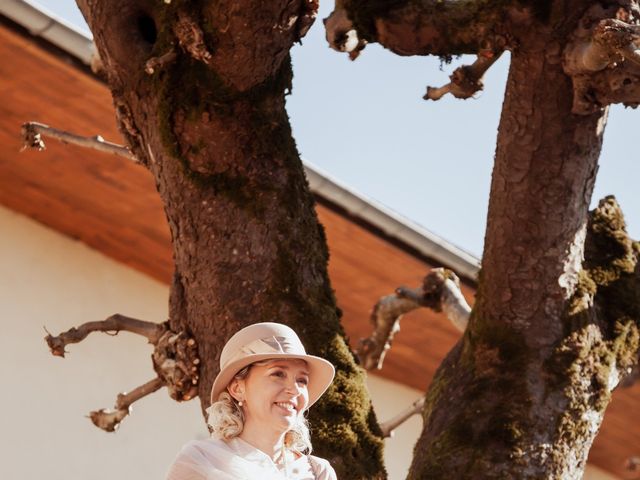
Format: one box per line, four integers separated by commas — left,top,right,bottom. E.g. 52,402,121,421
311,356,386,479
409,319,533,479
150,2,296,216
265,214,386,479
545,196,640,454
410,196,640,478
583,196,639,358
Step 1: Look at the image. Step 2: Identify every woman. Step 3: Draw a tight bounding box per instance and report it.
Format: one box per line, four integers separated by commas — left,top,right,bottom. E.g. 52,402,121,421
165,322,337,480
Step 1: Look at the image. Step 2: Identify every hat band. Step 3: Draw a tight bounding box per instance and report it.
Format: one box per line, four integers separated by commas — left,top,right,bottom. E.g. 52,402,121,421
224,335,304,367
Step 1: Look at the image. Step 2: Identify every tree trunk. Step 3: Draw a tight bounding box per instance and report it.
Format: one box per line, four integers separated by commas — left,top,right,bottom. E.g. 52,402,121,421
406,8,639,480
76,0,386,478
324,0,640,476
408,31,605,480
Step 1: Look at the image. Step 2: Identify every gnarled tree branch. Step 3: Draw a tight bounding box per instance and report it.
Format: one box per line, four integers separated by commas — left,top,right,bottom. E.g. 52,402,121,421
46,314,200,430
565,17,640,74
424,52,503,101
357,268,471,370
431,272,472,333
45,314,166,357
89,377,164,432
21,122,137,162
379,396,425,438
330,0,521,58
581,197,640,388
326,0,510,99
564,6,640,113
357,292,422,370
145,49,178,74
324,6,367,60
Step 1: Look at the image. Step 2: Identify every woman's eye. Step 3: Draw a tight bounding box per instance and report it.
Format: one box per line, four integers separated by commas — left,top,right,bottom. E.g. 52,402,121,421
271,370,286,378
297,378,309,385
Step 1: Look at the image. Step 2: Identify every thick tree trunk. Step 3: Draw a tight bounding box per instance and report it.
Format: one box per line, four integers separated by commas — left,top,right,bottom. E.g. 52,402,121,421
408,31,607,479
76,1,385,478
328,0,640,477
407,10,640,480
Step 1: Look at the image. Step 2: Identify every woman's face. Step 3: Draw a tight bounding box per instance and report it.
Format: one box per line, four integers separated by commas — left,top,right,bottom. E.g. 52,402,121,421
231,359,310,434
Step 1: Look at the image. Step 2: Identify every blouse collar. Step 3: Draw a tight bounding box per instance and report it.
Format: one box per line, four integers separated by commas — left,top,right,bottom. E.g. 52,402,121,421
225,437,310,477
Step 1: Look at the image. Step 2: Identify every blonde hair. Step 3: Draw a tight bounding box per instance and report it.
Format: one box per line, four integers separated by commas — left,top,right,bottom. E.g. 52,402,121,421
206,361,313,454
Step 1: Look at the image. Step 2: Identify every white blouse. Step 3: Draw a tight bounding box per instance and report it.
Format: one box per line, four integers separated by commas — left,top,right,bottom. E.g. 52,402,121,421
165,437,337,480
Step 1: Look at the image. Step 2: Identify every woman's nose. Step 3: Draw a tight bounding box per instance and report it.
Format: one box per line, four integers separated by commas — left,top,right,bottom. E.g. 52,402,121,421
285,379,302,394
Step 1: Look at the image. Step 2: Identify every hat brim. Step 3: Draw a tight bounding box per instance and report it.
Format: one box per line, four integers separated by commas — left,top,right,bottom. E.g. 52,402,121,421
209,353,335,409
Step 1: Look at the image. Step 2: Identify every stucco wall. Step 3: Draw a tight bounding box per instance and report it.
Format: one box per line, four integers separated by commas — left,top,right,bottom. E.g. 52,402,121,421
0,206,206,479
0,205,619,479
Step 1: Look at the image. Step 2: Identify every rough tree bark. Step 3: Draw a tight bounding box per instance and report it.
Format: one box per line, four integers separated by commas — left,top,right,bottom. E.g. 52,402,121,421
74,0,384,478
64,0,640,479
328,0,640,478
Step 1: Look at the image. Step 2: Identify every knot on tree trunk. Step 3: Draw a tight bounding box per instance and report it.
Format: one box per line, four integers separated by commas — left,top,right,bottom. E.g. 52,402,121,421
152,329,200,401
173,12,213,65
420,268,461,311
563,4,640,113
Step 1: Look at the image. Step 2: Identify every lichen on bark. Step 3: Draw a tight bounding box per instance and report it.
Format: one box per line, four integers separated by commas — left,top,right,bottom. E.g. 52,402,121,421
545,196,639,471
550,196,640,383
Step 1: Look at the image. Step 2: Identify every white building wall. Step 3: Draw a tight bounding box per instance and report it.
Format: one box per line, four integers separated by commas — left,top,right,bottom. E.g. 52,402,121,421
0,206,205,480
0,205,619,480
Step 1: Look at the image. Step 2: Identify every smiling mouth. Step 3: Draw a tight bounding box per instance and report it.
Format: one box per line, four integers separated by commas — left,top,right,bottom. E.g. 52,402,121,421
274,402,297,413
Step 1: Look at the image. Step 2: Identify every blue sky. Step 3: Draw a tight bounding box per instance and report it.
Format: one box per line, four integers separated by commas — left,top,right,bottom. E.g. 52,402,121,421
32,0,639,259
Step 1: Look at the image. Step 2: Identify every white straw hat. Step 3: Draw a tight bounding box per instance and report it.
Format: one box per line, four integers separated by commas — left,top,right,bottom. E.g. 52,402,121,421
209,322,335,408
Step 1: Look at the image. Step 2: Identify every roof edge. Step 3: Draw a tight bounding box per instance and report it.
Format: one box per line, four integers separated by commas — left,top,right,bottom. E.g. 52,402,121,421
304,162,480,281
0,0,94,64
